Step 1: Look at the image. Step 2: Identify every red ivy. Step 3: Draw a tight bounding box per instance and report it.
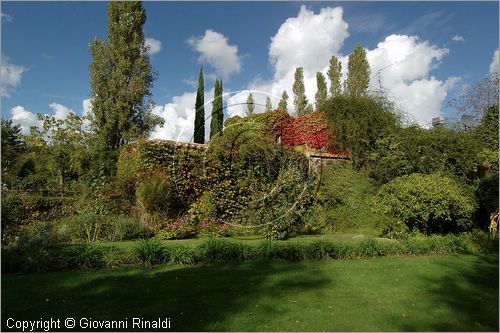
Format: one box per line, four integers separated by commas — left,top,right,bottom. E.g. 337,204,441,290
275,111,346,154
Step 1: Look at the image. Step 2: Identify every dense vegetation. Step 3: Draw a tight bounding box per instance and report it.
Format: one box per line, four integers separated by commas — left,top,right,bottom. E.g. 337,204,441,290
1,1,498,277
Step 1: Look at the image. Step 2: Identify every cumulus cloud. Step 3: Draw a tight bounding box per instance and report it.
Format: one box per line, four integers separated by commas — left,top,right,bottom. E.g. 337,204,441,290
451,35,465,42
150,90,214,142
1,54,26,97
48,102,74,120
489,49,499,74
9,106,41,135
269,5,349,78
1,12,12,23
145,37,162,55
187,29,241,79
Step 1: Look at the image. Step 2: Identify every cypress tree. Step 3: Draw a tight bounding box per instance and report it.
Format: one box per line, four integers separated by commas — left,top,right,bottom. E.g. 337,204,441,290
293,67,308,116
265,96,273,112
246,93,255,116
345,43,371,96
278,90,289,111
327,55,342,97
194,66,205,143
210,79,224,139
315,72,328,110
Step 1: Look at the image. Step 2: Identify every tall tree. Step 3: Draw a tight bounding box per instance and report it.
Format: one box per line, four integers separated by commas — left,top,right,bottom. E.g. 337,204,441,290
265,96,273,112
1,119,25,177
89,1,162,151
246,93,255,116
327,55,342,97
194,66,205,143
345,43,370,96
293,67,308,116
315,72,328,109
278,90,289,111
210,79,224,139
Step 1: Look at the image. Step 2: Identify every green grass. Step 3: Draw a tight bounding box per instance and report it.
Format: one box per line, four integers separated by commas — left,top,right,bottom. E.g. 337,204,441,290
2,255,498,331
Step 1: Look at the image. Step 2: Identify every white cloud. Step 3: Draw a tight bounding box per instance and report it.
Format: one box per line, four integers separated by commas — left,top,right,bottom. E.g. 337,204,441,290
451,35,465,42
150,90,214,142
1,12,12,23
187,29,241,80
145,37,162,55
9,106,41,135
269,5,349,79
489,49,499,74
48,102,74,120
1,54,26,97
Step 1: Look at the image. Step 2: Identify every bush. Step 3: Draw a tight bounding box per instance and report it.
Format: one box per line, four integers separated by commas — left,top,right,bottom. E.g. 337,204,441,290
166,245,196,265
155,215,197,240
136,174,184,229
109,215,149,241
196,238,251,263
58,213,111,243
475,173,499,228
133,238,165,267
61,244,105,270
373,173,476,234
377,217,410,239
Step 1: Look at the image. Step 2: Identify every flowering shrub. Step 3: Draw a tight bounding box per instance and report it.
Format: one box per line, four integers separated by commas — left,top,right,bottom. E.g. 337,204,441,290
198,217,230,238
276,111,345,154
155,215,197,240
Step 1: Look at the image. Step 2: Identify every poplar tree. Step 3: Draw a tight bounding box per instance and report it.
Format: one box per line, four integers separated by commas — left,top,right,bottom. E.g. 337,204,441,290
278,90,289,111
345,43,371,96
210,79,224,139
315,72,328,109
89,1,162,150
265,96,273,112
194,66,205,143
327,55,342,97
246,93,255,116
293,67,308,116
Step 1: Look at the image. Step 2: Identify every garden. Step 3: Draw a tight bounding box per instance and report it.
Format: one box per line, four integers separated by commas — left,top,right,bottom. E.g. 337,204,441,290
1,2,499,332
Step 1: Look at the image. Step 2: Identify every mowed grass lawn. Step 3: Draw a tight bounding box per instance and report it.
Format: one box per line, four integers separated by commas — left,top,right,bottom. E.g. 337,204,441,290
2,255,498,332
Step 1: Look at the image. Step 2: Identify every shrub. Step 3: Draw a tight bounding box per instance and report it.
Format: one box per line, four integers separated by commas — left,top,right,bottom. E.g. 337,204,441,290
109,215,149,241
276,242,306,261
102,247,129,269
305,240,335,260
58,213,111,243
133,238,165,267
166,245,196,265
373,173,476,234
475,173,499,228
196,238,251,263
155,215,197,240
377,217,410,239
61,244,105,270
136,174,184,229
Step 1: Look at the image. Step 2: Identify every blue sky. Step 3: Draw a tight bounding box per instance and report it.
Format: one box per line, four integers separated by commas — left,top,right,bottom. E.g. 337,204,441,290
1,1,498,140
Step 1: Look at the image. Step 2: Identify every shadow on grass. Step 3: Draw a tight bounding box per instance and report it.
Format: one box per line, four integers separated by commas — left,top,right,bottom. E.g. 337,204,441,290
1,261,330,331
397,255,499,332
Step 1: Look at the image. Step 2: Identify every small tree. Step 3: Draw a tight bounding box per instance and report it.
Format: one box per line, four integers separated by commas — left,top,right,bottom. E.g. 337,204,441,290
1,120,25,177
315,72,328,110
265,96,273,112
194,66,205,143
327,55,342,97
278,90,289,112
345,44,370,96
293,67,309,116
246,93,255,116
210,79,224,139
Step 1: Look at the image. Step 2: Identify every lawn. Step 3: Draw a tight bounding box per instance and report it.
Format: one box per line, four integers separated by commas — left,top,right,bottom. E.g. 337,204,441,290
2,255,498,331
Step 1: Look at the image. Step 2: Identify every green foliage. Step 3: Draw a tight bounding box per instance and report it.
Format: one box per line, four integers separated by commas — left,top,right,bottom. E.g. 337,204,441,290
210,79,224,140
327,55,342,97
246,93,255,116
109,215,149,241
293,67,309,116
323,95,400,166
1,119,25,178
136,173,184,229
345,43,370,96
194,66,205,144
370,126,483,184
303,163,385,234
89,1,163,150
133,238,166,267
196,238,251,263
373,173,477,234
165,245,196,265
265,96,273,112
475,173,499,228
278,90,289,111
315,72,328,110
58,213,111,243
62,244,105,270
